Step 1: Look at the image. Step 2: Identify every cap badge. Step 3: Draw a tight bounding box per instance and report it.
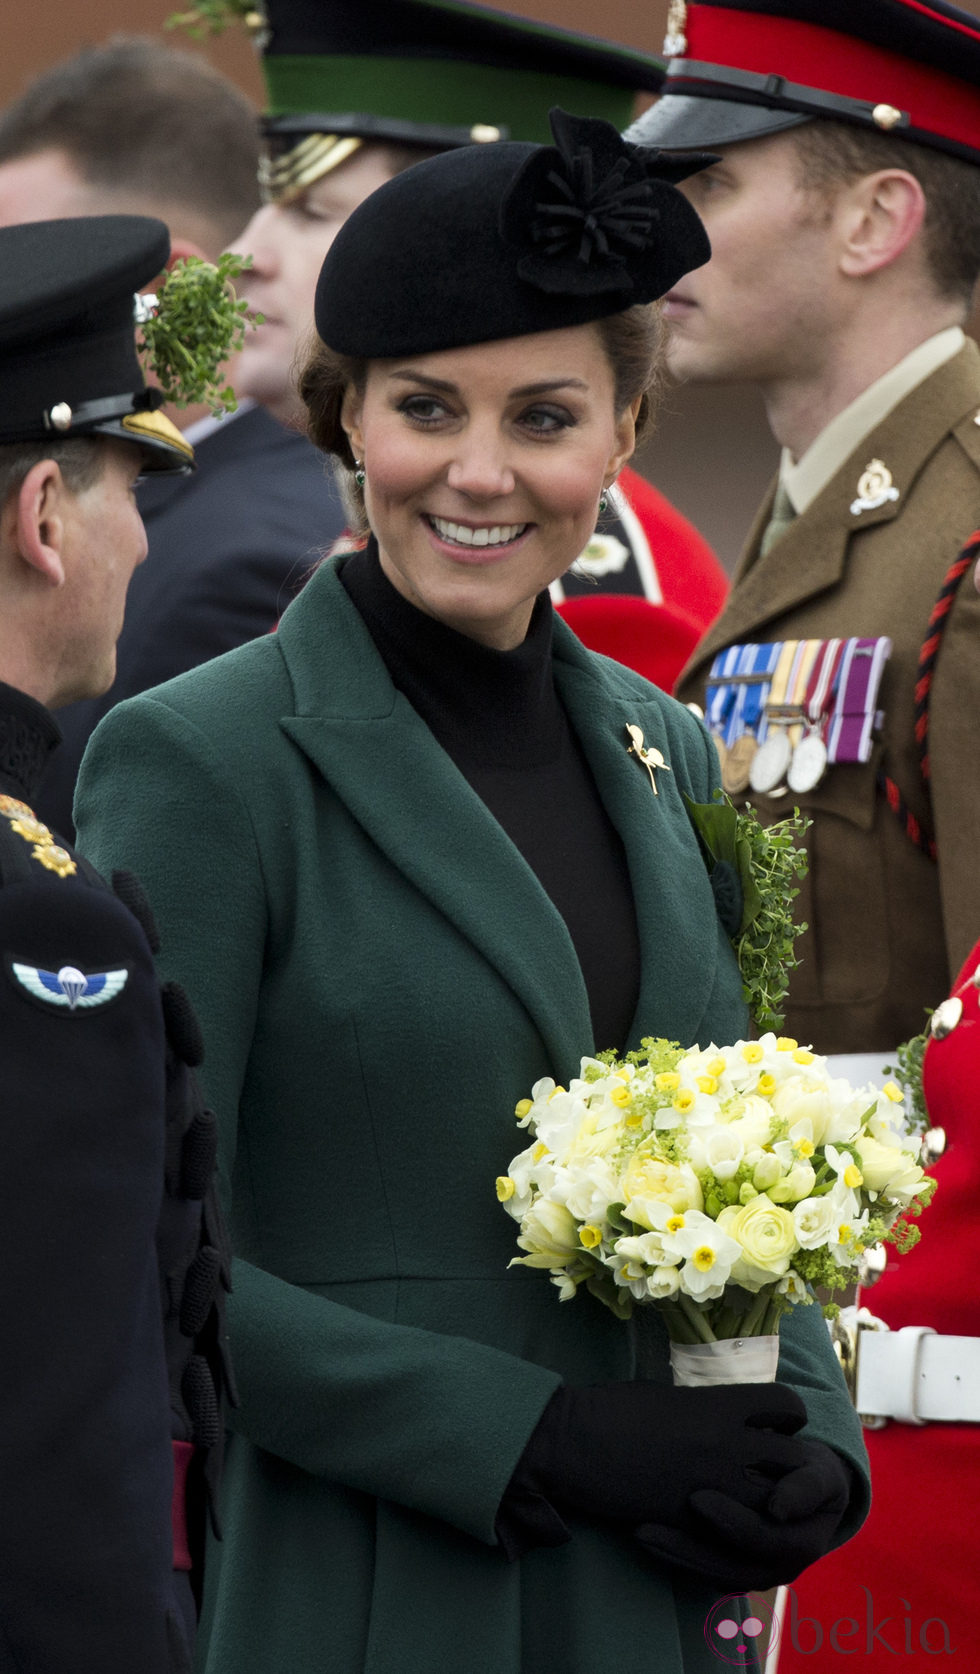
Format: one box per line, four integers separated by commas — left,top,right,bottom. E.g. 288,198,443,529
850,458,900,516
872,104,904,131
664,0,688,57
10,961,128,1011
573,533,630,578
626,723,672,796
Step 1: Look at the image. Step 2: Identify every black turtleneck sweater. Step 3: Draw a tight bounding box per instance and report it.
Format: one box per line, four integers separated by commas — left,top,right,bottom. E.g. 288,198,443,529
340,544,641,1052
0,680,62,806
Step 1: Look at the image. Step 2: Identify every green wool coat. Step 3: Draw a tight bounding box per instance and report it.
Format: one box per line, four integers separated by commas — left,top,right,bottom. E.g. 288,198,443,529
76,558,869,1674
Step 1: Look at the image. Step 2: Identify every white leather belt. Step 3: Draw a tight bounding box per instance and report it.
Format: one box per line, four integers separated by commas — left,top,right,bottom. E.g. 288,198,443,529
856,1326,980,1424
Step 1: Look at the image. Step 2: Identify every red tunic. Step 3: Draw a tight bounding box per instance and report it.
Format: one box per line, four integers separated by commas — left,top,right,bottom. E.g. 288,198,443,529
777,939,980,1670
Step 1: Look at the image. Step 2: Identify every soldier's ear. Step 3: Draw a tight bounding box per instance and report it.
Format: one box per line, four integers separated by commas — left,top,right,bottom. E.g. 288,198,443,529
15,459,69,587
836,168,925,280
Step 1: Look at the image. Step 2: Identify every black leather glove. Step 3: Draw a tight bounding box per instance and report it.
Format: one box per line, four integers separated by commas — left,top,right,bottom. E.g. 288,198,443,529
496,1380,809,1558
635,1436,853,1591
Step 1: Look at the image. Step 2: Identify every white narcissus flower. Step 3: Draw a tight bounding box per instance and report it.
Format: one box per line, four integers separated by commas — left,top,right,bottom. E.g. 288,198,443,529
532,1087,590,1162
776,1270,810,1304
659,1209,743,1300
502,1140,556,1217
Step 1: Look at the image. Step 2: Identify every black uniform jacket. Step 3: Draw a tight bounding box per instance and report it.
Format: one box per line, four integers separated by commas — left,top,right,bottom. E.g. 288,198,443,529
0,683,231,1673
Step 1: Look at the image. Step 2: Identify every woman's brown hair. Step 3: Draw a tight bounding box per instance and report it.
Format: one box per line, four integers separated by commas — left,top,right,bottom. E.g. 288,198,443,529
299,301,665,535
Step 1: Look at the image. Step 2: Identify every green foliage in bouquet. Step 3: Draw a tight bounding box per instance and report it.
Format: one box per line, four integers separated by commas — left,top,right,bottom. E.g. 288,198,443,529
884,1024,930,1138
684,792,810,1034
138,253,254,415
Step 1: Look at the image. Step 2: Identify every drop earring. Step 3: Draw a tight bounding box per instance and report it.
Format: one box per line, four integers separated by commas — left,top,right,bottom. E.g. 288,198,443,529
598,491,609,515
353,460,366,488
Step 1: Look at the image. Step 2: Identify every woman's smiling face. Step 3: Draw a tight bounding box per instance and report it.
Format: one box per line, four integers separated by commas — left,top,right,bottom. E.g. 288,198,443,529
342,323,638,650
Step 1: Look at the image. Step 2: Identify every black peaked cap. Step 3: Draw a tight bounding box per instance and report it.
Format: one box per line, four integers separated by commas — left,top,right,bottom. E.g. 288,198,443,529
0,216,191,472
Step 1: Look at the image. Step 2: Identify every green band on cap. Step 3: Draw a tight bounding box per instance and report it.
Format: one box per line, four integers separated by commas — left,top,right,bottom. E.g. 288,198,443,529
264,55,638,140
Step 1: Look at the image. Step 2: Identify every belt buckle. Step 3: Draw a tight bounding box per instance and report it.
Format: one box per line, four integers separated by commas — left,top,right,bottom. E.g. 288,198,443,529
830,1304,890,1429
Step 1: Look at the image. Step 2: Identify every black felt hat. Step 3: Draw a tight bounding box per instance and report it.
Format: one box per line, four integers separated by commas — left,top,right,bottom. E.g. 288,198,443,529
314,109,712,359
255,0,664,201
0,216,193,474
627,0,980,165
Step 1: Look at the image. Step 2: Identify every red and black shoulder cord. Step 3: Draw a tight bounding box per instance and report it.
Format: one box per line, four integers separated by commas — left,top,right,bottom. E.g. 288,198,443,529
877,530,980,861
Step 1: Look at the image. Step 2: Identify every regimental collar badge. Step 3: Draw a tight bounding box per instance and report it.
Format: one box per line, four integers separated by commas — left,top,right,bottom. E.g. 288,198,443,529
9,960,128,1012
850,458,900,517
626,723,672,795
664,0,688,57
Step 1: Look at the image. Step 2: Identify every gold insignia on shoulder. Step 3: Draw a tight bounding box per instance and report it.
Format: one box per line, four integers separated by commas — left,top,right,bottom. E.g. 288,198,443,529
10,815,53,847
0,795,36,820
850,458,900,516
664,0,688,56
626,723,672,796
33,843,77,878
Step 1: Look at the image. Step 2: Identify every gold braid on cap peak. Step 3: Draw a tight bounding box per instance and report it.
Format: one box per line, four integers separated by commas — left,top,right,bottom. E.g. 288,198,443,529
259,133,363,204
121,409,194,461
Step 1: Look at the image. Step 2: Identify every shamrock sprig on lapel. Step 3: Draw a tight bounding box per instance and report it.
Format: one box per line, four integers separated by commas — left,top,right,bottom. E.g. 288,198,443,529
683,791,811,1034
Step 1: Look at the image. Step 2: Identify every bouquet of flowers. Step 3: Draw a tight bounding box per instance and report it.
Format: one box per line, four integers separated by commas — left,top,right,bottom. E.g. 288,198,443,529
497,1034,934,1383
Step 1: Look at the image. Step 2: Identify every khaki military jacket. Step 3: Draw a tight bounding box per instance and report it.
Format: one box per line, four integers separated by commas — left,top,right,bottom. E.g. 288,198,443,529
677,341,980,1054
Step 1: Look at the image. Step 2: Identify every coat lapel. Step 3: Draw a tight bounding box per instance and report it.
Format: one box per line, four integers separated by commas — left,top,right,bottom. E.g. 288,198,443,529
552,624,720,1052
684,342,980,690
276,561,592,1073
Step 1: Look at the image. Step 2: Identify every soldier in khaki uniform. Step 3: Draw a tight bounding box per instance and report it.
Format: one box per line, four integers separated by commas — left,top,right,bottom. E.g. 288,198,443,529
629,0,980,1063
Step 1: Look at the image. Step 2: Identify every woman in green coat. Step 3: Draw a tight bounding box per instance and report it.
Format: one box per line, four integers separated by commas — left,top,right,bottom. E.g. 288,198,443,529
76,115,868,1674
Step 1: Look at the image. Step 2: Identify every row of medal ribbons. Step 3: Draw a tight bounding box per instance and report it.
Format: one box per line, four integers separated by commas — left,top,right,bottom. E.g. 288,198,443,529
706,636,892,797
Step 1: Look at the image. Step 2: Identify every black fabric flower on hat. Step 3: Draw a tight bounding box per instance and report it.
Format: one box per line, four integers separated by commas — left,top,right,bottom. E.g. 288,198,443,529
500,109,714,297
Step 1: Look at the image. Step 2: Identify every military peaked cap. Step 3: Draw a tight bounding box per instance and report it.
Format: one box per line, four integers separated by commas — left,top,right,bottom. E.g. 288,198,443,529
255,0,664,201
0,216,192,473
627,0,980,166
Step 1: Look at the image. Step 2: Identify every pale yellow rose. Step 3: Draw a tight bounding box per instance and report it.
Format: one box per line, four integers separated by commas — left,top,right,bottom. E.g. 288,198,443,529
855,1136,931,1205
771,1077,835,1145
566,1107,621,1163
728,1097,776,1150
622,1153,703,1228
717,1197,799,1288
